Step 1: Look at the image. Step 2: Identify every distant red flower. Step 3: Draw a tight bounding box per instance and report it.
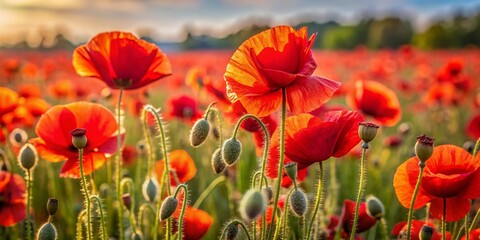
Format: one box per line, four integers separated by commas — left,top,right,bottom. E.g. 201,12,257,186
154,150,197,186
391,220,445,240
347,80,401,126
339,199,377,236
393,145,480,222
18,84,41,98
462,228,480,240
122,145,137,166
73,31,172,90
224,25,340,117
30,102,121,178
0,87,19,123
173,206,213,240
165,95,202,123
2,97,50,128
0,171,26,227
466,113,480,140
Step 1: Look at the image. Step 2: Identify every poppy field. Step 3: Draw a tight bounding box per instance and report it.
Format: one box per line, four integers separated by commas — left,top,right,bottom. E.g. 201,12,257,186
1,26,480,240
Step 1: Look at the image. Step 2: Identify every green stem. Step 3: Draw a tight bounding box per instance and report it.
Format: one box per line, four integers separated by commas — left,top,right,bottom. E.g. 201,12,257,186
380,218,388,240
26,170,32,240
116,88,125,240
203,102,217,121
268,87,287,239
306,161,324,240
78,148,93,240
173,184,188,240
193,176,225,208
141,106,155,177
138,203,155,236
465,214,470,240
277,188,294,240
406,163,425,240
220,219,252,240
76,210,86,240
90,195,107,240
350,145,368,239
443,198,447,240
473,138,480,157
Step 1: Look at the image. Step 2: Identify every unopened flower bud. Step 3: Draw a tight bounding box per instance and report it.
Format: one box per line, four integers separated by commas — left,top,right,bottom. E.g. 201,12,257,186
239,189,266,221
190,119,210,147
358,122,379,143
222,138,242,166
211,127,220,141
18,143,38,170
365,195,384,219
10,128,28,147
136,140,147,154
70,128,87,149
211,148,226,174
142,178,158,202
419,224,434,240
36,222,57,240
47,198,58,216
262,186,273,203
160,196,178,220
284,162,298,184
289,189,308,217
415,134,434,163
122,193,132,211
226,223,239,240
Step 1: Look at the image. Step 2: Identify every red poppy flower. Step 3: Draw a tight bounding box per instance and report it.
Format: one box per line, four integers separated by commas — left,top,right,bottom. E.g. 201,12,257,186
165,95,202,123
0,87,19,123
339,199,377,236
391,220,445,240
0,171,26,227
30,102,121,178
18,84,41,99
122,145,137,166
347,80,401,126
173,206,213,240
224,25,340,117
466,113,480,140
2,97,51,128
73,31,172,90
393,145,480,222
154,150,197,186
462,228,480,240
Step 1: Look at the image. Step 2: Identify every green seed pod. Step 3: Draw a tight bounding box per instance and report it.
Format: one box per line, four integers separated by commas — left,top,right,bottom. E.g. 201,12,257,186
131,232,143,240
18,143,38,171
284,162,298,184
358,122,379,143
262,186,273,203
419,224,434,240
36,223,57,240
365,195,384,219
142,178,159,202
211,148,226,174
47,198,58,216
10,128,28,147
415,134,435,163
160,196,178,220
239,189,266,221
289,189,308,217
70,128,88,149
222,138,242,166
226,223,239,240
190,119,210,147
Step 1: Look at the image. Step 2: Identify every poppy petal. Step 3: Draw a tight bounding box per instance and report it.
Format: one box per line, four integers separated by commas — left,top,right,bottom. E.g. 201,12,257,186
286,76,340,114
60,153,108,178
393,157,433,209
429,197,470,222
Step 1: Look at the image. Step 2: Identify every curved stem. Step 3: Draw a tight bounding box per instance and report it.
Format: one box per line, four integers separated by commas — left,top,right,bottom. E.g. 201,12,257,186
78,148,92,240
209,108,224,144
90,195,107,240
406,164,425,240
138,203,155,234
443,198,447,240
141,106,155,177
220,219,252,240
203,102,217,120
193,176,225,208
350,145,368,239
268,87,287,239
76,210,86,240
306,161,325,240
173,184,189,240
251,171,269,190
26,169,32,240
116,88,125,240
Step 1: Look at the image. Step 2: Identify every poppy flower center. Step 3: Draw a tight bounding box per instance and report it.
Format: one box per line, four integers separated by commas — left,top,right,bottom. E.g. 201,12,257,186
113,78,133,88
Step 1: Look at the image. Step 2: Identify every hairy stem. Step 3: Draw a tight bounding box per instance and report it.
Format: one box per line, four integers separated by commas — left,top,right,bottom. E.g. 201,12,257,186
350,145,368,239
306,161,325,240
116,88,125,240
78,148,92,240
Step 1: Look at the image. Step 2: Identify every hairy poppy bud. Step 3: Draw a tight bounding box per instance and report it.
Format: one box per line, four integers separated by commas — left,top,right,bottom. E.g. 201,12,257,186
226,223,239,240
47,198,58,216
365,195,384,219
222,138,242,166
131,232,143,240
289,189,308,217
415,134,434,164
239,189,266,221
211,148,226,174
419,224,434,240
36,223,57,240
262,186,273,203
160,196,178,220
142,178,158,202
10,128,28,147
358,122,379,143
122,193,132,211
190,119,210,147
18,143,38,171
284,162,298,184
70,128,87,149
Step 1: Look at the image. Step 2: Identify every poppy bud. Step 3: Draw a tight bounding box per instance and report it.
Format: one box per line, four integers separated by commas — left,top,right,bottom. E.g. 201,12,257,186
160,196,178,220
222,138,242,166
136,140,147,154
9,128,28,147
262,186,273,203
142,178,158,202
289,189,308,217
122,193,132,211
99,183,110,198
18,143,38,171
47,198,58,216
190,119,210,147
415,134,435,164
131,232,143,240
463,141,475,154
358,122,379,143
211,148,226,174
284,162,298,184
211,127,220,141
365,195,384,219
239,189,266,221
226,223,239,240
419,224,434,240
70,128,87,149
36,222,57,240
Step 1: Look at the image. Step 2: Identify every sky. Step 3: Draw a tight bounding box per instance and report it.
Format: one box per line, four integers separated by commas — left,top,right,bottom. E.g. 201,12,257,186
0,0,479,45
